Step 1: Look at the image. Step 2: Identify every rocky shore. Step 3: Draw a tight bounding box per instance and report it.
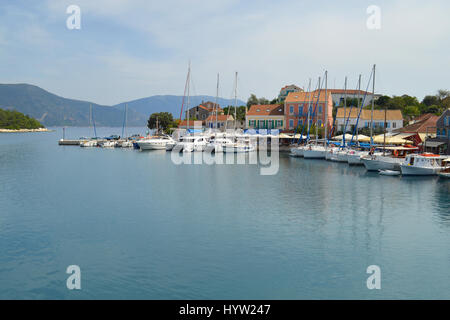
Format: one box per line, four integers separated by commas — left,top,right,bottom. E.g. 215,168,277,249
0,128,50,133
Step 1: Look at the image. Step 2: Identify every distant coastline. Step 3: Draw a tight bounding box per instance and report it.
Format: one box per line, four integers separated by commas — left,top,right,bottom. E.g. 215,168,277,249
0,128,51,133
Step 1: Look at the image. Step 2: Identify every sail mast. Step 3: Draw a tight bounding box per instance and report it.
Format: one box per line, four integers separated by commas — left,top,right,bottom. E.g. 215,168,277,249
315,77,321,145
215,73,219,131
324,71,328,149
233,72,238,132
356,74,361,144
306,78,312,142
187,62,191,133
370,64,376,148
343,77,347,147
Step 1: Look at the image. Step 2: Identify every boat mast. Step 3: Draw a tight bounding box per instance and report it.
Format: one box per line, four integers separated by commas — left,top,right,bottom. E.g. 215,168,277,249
356,74,361,145
370,64,376,149
215,73,219,131
306,78,312,142
383,94,387,156
315,77,321,145
343,77,347,147
187,62,191,134
324,71,328,149
233,71,238,132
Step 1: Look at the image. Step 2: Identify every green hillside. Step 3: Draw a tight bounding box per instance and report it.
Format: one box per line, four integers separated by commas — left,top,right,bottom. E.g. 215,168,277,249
0,108,44,129
0,84,147,127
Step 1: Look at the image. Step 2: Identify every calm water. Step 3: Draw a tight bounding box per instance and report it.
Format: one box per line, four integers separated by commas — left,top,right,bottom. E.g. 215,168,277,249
0,127,449,299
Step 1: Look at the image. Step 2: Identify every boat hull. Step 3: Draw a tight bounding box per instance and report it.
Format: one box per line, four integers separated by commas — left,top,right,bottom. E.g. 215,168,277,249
303,149,326,159
362,157,401,171
400,164,442,176
290,147,304,157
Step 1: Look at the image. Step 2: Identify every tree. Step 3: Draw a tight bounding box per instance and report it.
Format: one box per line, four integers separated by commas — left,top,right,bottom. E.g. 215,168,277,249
223,106,246,122
258,97,270,105
270,98,279,104
422,95,439,107
375,95,391,106
147,112,175,132
247,94,259,107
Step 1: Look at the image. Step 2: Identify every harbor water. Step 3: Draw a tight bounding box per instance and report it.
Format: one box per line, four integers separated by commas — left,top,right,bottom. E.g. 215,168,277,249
0,127,449,299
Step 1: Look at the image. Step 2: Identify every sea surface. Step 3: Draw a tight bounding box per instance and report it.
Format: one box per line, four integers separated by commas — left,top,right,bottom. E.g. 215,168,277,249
0,127,449,299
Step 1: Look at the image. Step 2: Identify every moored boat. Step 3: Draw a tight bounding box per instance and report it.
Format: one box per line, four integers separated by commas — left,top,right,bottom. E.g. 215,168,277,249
400,153,448,176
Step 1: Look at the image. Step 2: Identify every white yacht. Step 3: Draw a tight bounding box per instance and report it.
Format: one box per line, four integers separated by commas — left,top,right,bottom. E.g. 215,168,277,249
174,136,208,152
335,149,349,162
400,154,448,176
303,144,327,159
138,135,175,150
290,145,305,157
438,158,450,178
361,147,418,171
207,137,235,153
80,140,97,147
223,142,256,153
325,146,339,161
347,149,369,165
100,140,116,148
165,140,176,151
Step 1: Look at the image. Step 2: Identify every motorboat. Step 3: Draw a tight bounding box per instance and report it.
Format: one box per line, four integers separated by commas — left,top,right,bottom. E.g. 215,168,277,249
165,140,176,151
173,135,208,152
100,140,116,148
438,158,450,179
117,140,133,148
80,140,97,147
207,137,235,153
362,146,418,171
138,135,175,150
223,142,256,153
400,153,448,176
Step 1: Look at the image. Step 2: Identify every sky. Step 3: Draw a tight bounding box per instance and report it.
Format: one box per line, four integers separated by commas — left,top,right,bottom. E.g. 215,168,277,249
0,0,449,105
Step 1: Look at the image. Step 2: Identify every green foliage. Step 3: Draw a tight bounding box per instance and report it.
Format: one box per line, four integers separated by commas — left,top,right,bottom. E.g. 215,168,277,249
223,106,246,122
246,94,271,107
147,112,176,133
373,90,450,119
0,108,44,129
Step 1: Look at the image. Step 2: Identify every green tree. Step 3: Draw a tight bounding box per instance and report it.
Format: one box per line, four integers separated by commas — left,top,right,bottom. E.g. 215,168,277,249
147,112,175,133
247,94,259,107
422,95,439,107
223,106,246,122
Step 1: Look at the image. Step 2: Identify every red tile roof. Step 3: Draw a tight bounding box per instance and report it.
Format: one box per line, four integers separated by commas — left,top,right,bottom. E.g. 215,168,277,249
205,114,233,122
247,104,284,116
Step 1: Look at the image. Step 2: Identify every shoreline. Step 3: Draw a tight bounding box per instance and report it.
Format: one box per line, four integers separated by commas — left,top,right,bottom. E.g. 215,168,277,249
0,128,51,133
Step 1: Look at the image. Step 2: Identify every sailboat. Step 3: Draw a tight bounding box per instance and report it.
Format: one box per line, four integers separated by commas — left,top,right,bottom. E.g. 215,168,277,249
290,79,312,157
118,104,133,148
80,104,98,147
223,72,256,153
304,72,328,159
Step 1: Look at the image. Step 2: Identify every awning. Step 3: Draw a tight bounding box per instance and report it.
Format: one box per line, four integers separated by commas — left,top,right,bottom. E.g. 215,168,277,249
424,141,446,148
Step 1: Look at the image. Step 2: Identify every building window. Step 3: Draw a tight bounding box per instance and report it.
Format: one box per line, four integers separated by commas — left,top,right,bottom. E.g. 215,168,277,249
289,119,294,129
318,106,323,113
289,105,294,114
393,122,396,128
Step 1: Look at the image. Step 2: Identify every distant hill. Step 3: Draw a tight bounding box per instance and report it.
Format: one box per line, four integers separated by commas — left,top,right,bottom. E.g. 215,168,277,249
0,84,147,127
113,95,246,118
0,108,44,130
0,84,247,126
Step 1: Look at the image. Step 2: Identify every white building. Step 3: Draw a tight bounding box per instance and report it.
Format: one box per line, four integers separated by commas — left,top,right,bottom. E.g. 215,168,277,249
330,89,381,108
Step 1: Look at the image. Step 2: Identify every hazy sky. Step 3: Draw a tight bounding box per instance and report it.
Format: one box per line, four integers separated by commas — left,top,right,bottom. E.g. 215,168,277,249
0,0,449,105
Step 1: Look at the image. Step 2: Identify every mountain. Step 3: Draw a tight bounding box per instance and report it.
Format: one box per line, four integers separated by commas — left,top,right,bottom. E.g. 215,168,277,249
0,84,147,127
0,84,247,127
113,95,246,118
